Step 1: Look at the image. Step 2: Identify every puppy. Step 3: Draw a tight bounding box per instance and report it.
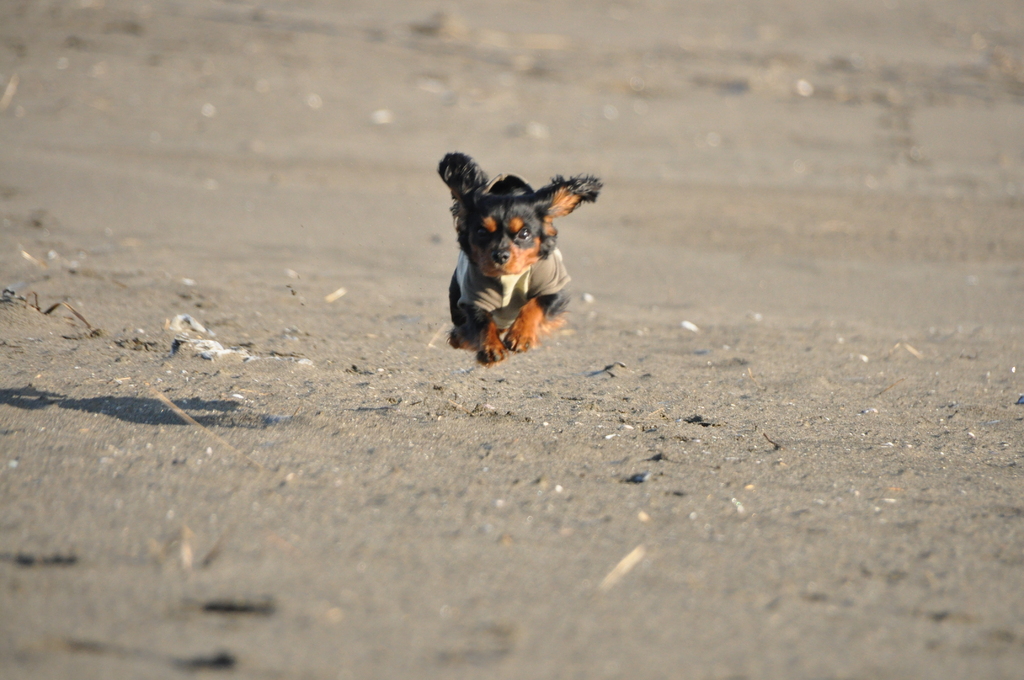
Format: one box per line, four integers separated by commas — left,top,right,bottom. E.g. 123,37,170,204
438,152,601,365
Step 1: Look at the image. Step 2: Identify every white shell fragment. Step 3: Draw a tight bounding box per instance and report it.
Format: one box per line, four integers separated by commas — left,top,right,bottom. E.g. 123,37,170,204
168,314,212,336
325,287,347,303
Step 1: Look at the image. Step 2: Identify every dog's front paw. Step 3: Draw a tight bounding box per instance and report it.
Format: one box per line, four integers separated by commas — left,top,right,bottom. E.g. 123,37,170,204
476,345,507,365
448,327,473,350
476,322,508,365
503,326,536,353
504,298,544,353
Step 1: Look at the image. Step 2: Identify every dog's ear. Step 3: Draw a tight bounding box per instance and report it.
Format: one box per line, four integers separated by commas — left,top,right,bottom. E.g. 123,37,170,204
536,175,602,218
438,153,489,206
485,174,533,196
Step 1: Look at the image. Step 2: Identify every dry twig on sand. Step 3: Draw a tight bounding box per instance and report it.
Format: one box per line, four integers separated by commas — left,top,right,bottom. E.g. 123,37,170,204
874,377,906,397
147,386,264,471
447,399,473,414
598,544,646,592
41,302,96,330
891,342,923,359
10,290,99,332
747,366,765,390
0,73,18,111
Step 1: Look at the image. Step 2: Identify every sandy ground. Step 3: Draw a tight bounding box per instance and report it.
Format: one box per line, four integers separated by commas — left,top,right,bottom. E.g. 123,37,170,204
2,1,1024,678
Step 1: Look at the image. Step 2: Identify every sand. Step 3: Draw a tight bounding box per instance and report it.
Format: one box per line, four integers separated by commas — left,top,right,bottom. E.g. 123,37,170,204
2,0,1024,677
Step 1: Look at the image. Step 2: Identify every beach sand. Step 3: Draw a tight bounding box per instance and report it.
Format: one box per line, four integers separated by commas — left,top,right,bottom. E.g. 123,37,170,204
2,1,1024,677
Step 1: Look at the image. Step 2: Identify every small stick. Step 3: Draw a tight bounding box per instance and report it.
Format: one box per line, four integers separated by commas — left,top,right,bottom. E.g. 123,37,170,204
762,432,782,450
447,399,473,415
892,342,923,360
0,73,18,111
200,530,230,568
643,407,665,420
21,250,47,268
42,301,95,330
148,386,264,471
874,377,906,397
180,525,195,572
747,366,764,390
598,544,646,592
324,287,347,303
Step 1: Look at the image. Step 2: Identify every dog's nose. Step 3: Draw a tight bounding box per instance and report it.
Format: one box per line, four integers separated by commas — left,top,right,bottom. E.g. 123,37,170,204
492,250,510,265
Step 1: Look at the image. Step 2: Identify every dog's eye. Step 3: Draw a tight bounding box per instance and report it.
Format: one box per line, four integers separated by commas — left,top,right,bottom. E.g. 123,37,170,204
517,228,531,240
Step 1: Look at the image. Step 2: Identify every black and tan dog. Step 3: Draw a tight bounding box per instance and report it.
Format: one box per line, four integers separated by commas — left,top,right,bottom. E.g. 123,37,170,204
438,152,601,365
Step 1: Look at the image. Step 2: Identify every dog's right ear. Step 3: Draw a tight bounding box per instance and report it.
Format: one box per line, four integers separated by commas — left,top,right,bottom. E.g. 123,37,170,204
438,153,488,208
535,175,602,218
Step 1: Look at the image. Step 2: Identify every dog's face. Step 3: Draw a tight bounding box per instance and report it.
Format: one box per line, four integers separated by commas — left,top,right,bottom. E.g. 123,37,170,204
439,153,601,277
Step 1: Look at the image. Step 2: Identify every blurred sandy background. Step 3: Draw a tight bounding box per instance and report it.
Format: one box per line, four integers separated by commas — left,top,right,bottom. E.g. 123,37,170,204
2,1,1024,678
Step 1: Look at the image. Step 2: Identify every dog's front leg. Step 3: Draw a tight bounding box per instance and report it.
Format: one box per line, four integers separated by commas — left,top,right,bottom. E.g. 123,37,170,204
474,316,508,365
449,312,508,365
505,293,567,353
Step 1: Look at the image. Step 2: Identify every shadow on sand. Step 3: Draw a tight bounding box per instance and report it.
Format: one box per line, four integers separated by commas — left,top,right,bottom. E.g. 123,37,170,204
0,385,267,428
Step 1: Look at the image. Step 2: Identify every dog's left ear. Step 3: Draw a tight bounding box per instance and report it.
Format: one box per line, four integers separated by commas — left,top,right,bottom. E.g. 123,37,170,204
536,175,602,218
438,153,489,205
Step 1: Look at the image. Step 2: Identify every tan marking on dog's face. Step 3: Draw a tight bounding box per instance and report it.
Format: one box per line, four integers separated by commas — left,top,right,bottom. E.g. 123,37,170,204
501,241,541,276
508,217,524,233
482,217,498,233
542,217,558,237
470,240,541,278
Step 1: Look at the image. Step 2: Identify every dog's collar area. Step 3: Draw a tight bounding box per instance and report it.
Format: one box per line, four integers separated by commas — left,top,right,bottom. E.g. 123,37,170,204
455,248,569,330
497,269,532,309
457,251,534,307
